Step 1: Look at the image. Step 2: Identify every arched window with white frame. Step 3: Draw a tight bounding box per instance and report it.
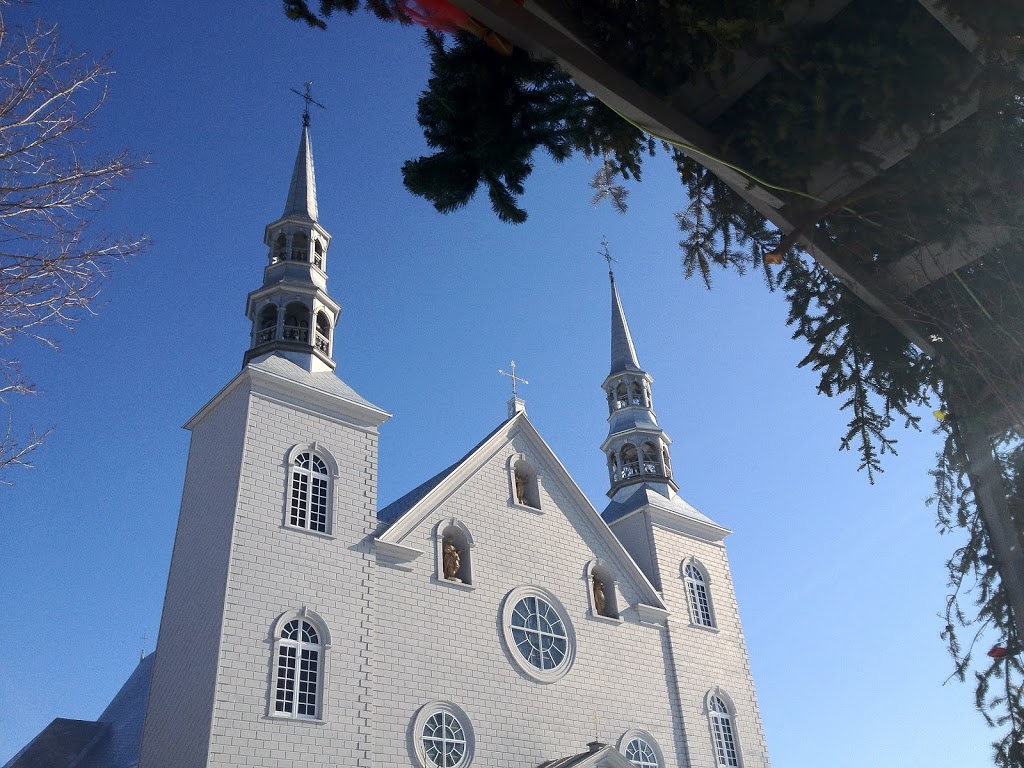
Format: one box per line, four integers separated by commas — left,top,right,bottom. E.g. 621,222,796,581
684,561,715,628
288,450,331,536
270,611,331,720
708,693,741,767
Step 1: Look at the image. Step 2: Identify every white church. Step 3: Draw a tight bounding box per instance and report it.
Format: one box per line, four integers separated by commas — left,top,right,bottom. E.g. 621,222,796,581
5,117,770,768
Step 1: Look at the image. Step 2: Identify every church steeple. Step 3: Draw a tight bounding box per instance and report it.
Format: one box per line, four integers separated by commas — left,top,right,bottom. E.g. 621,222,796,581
243,113,338,373
600,272,678,500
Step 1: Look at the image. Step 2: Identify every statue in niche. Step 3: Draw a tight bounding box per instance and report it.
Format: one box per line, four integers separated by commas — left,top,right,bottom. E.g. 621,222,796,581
514,470,528,505
592,575,607,616
442,536,462,582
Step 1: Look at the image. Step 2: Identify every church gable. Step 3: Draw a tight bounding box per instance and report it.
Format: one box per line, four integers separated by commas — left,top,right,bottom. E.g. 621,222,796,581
375,412,666,616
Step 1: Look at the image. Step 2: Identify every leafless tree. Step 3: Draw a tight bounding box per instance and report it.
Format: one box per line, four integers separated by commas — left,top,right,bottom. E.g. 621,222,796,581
0,8,148,480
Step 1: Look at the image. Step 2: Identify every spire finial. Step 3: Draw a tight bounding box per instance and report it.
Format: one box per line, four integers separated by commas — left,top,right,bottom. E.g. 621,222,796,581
499,360,529,398
600,238,618,283
291,81,326,128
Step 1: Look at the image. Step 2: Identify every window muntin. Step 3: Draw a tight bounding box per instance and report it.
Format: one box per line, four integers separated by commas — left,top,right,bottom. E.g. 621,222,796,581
422,710,468,768
274,619,321,718
510,595,567,671
685,564,714,627
501,586,575,682
290,452,329,532
710,696,740,767
625,738,659,768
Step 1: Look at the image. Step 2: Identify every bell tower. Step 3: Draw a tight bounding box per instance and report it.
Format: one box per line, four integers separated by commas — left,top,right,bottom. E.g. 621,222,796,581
244,108,338,372
601,268,678,501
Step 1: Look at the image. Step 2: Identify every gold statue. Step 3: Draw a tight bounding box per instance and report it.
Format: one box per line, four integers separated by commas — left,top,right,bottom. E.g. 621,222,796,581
592,575,606,616
514,471,528,505
442,536,461,582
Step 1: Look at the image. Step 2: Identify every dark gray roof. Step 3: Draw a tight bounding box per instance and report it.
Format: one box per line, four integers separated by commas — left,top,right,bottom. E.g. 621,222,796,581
282,124,318,222
250,354,380,411
609,277,642,376
3,719,106,768
377,417,513,526
3,654,154,768
79,653,155,768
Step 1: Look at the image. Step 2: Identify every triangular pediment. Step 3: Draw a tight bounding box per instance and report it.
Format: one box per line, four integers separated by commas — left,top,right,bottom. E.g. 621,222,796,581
375,412,666,612
539,744,636,768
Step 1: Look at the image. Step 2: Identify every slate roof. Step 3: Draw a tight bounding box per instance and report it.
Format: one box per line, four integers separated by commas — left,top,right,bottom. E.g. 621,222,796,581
538,743,635,768
249,354,380,411
282,123,318,222
3,654,154,768
602,484,725,531
609,276,642,376
377,416,513,526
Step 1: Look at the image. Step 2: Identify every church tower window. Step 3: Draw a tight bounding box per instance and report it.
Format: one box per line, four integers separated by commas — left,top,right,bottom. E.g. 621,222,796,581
709,694,741,767
283,302,310,343
685,562,715,628
315,311,331,354
257,304,278,345
272,617,324,719
313,239,324,269
272,233,286,264
289,452,329,533
291,232,308,262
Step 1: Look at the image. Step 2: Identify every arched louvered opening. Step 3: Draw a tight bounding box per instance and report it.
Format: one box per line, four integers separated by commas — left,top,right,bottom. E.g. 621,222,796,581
256,304,278,345
283,302,310,344
662,447,672,479
614,382,629,409
630,381,644,406
641,442,661,475
620,444,640,479
291,233,308,262
312,239,325,269
606,451,620,485
272,233,287,264
315,311,331,354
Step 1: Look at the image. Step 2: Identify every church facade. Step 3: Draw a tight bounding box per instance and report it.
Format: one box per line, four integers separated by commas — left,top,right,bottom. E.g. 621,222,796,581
5,120,770,768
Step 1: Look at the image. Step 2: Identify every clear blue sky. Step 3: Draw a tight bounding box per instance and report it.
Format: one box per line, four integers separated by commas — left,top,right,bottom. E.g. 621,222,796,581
0,2,997,765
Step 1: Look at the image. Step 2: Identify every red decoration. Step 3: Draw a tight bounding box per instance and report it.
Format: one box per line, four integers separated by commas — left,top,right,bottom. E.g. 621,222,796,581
400,0,470,33
989,645,1011,659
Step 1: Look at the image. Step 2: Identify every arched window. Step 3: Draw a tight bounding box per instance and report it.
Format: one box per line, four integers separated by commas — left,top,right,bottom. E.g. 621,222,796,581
641,442,660,475
283,302,310,343
685,562,715,628
662,447,672,479
290,452,329,533
624,738,659,768
315,311,331,354
291,232,308,262
620,444,640,478
257,304,278,345
630,381,644,406
273,618,323,719
272,233,286,264
312,239,325,269
614,382,629,410
709,695,741,767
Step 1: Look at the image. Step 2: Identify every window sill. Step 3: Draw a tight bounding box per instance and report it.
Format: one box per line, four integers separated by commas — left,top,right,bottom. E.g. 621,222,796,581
433,576,476,591
264,714,326,725
509,500,543,514
587,613,623,625
281,524,335,541
688,621,719,634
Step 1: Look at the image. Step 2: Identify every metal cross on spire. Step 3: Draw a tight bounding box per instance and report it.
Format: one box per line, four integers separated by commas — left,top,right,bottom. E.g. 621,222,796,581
290,82,326,127
600,238,619,282
499,360,529,398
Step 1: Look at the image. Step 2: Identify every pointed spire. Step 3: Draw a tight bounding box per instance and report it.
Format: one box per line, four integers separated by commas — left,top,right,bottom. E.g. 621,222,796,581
282,124,318,222
609,273,641,375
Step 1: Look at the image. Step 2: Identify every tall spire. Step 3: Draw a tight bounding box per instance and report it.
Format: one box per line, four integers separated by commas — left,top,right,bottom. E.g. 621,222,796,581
599,269,678,500
282,124,318,222
242,109,339,373
609,273,641,375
